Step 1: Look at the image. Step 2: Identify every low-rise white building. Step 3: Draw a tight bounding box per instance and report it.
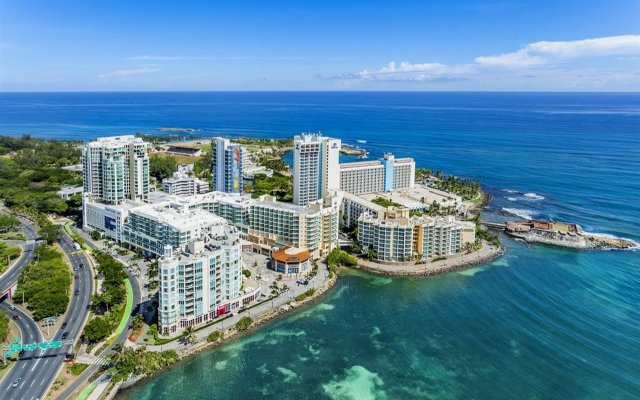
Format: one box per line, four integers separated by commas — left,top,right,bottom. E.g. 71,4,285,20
161,166,210,196
57,185,83,200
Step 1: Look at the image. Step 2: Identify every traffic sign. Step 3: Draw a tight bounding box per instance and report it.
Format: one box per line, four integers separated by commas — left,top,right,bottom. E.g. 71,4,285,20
23,343,37,351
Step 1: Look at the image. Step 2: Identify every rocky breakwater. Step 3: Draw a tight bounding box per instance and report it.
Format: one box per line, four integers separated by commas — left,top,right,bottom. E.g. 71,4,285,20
505,220,637,250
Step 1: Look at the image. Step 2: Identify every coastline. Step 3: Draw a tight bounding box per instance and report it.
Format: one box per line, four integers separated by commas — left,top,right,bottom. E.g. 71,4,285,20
117,269,340,392
354,242,504,277
116,242,504,395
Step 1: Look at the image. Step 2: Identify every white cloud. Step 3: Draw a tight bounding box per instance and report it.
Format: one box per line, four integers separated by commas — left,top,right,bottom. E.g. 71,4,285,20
98,67,160,80
476,34,640,68
357,61,473,81
340,34,640,87
475,49,546,68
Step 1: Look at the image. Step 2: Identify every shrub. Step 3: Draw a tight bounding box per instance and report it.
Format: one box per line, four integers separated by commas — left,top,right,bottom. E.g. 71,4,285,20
207,331,222,342
294,288,316,302
236,317,253,332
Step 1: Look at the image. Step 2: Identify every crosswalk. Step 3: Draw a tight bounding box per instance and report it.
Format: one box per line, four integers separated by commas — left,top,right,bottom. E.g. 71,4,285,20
93,355,110,366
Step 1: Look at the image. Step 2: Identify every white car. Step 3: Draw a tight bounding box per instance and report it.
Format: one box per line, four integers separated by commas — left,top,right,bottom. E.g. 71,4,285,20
11,378,21,388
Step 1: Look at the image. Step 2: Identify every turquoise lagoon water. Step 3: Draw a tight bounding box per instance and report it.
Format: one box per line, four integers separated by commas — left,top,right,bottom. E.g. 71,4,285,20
1,92,639,399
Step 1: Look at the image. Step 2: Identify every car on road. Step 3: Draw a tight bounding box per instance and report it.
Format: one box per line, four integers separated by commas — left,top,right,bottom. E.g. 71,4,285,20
74,275,79,280
74,289,80,296
61,332,69,340
12,314,20,320
79,263,84,268
9,305,15,311
61,322,68,329
11,378,21,388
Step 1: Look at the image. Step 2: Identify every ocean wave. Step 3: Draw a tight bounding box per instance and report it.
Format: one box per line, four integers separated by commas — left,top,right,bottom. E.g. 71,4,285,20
523,192,545,201
506,197,518,201
502,208,537,220
502,189,519,193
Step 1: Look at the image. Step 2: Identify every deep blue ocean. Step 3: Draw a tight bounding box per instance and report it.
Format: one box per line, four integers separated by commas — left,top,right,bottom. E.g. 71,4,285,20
1,92,639,399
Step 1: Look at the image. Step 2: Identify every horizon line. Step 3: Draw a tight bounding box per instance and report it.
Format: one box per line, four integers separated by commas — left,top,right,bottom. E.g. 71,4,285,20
1,89,640,94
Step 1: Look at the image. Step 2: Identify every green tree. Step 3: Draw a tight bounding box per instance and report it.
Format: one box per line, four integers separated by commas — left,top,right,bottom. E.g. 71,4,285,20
132,314,144,331
83,317,111,343
183,326,196,344
38,223,61,244
14,245,71,320
0,215,20,233
149,155,178,180
0,312,9,343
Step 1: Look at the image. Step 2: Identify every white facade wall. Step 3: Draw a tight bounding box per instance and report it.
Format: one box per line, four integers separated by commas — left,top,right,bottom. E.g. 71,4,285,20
339,157,416,195
357,214,474,262
293,133,341,206
158,238,258,335
82,135,149,204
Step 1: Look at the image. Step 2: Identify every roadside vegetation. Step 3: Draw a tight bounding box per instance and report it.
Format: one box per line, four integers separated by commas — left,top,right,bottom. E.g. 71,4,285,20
0,312,9,342
83,250,128,343
0,242,21,274
109,344,180,383
13,246,71,320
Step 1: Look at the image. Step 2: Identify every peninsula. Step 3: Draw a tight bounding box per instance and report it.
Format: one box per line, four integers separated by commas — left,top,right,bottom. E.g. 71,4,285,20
0,131,629,400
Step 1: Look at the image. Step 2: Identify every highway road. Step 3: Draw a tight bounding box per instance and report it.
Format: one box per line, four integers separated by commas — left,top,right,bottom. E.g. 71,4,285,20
55,235,141,400
1,224,94,400
0,217,39,294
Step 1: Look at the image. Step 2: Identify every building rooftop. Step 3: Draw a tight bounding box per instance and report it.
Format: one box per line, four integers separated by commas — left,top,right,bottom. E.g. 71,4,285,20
87,135,146,147
132,203,226,232
272,246,311,263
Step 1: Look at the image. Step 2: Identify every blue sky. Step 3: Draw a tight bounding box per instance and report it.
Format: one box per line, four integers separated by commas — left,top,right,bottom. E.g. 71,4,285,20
1,0,639,91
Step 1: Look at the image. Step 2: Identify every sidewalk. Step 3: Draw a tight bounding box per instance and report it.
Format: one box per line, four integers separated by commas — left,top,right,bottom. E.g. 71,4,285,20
140,263,330,352
357,242,504,276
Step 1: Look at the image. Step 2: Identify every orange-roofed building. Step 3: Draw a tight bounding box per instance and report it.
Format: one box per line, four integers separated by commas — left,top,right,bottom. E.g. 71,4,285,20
271,246,311,277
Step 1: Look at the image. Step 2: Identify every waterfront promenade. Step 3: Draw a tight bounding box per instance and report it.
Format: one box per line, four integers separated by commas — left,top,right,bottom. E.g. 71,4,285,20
356,242,503,276
136,261,332,353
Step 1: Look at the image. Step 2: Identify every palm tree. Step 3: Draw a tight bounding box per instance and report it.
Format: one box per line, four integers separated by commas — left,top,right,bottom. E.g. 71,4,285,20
366,246,377,261
183,326,196,344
